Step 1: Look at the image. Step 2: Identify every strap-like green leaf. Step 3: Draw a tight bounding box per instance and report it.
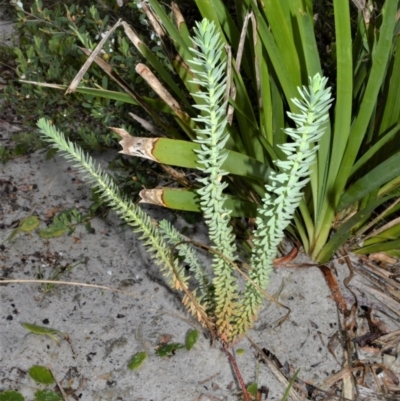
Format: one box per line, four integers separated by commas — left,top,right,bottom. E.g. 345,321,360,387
338,152,400,211
117,134,271,183
19,80,171,111
335,0,398,203
317,195,397,263
140,187,258,217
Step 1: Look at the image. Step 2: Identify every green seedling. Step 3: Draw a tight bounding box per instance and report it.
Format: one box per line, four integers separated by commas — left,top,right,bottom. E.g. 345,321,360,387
156,343,184,357
28,366,54,385
0,367,64,401
0,391,24,401
38,260,83,293
235,348,245,355
34,389,62,401
4,215,40,243
22,323,64,346
280,369,300,401
128,352,147,370
185,329,199,350
39,207,93,238
0,389,62,401
38,222,68,239
246,383,258,398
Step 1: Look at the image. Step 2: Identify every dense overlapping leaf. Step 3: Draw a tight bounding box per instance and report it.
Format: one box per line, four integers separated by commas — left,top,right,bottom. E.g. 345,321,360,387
27,0,400,262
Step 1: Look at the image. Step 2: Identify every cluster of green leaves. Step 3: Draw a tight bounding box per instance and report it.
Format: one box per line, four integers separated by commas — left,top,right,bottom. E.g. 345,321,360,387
0,131,44,164
39,207,93,238
20,0,400,340
2,0,160,196
1,204,102,245
35,26,331,344
37,259,83,293
0,364,62,401
0,324,199,399
5,1,126,144
62,0,399,262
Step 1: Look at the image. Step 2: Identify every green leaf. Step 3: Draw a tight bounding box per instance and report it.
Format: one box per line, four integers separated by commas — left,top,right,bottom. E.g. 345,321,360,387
22,323,63,346
235,348,245,355
354,237,400,255
34,390,62,401
39,222,68,238
156,343,184,357
19,81,171,112
28,366,54,385
378,36,400,135
6,216,40,242
116,133,271,184
334,0,398,202
140,188,259,218
146,0,193,74
318,195,396,263
185,330,199,350
350,123,400,176
263,0,301,87
0,391,25,401
247,383,258,396
128,352,147,370
21,216,40,232
338,152,400,211
281,369,300,401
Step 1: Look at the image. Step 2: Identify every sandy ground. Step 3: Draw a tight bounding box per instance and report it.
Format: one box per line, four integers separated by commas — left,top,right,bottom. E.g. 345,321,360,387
1,9,400,401
0,116,353,401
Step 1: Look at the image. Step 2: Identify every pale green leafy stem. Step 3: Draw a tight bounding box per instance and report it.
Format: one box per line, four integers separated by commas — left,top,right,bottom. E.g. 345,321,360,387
36,118,188,291
189,19,239,341
36,119,208,323
234,75,333,338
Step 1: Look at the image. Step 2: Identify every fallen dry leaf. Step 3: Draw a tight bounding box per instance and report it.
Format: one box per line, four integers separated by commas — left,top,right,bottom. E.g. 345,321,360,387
368,252,397,266
18,185,34,192
45,207,62,219
273,243,299,266
72,236,81,244
319,265,348,315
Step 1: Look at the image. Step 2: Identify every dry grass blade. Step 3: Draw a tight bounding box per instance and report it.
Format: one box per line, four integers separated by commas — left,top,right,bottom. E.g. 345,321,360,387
337,302,357,400
78,48,143,107
77,48,179,137
121,20,142,49
171,2,185,29
351,0,373,24
226,12,257,125
354,198,400,240
363,285,400,320
141,1,166,45
159,164,191,187
48,366,70,401
353,260,400,311
139,188,165,206
376,329,400,341
135,63,191,124
363,216,400,243
272,243,299,266
0,279,142,297
128,112,166,137
66,19,123,94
